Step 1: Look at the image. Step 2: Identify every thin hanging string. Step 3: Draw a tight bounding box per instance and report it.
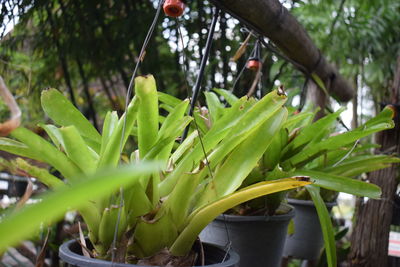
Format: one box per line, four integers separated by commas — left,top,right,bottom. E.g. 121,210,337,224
177,10,231,263
297,76,309,112
175,19,214,179
231,43,257,94
111,0,164,263
181,7,220,141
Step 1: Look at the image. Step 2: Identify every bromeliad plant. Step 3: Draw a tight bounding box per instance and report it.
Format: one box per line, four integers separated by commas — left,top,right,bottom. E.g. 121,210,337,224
192,88,398,267
0,75,312,264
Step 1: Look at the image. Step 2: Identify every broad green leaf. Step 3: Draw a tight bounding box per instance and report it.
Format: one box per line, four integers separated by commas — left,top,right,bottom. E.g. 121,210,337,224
11,128,81,179
132,215,178,258
307,185,336,267
60,126,97,174
98,97,138,168
156,99,190,164
158,91,182,107
100,111,118,156
160,90,286,197
38,124,64,150
144,117,193,161
281,108,345,160
41,89,101,147
262,128,288,171
170,130,198,164
136,75,159,159
213,88,239,106
159,171,204,229
0,162,159,253
291,169,381,198
198,108,288,205
98,205,127,251
204,91,224,125
159,96,250,196
203,92,287,173
321,155,400,177
0,137,43,161
124,183,153,220
283,111,314,130
14,158,64,188
170,177,312,256
284,120,394,168
360,105,394,129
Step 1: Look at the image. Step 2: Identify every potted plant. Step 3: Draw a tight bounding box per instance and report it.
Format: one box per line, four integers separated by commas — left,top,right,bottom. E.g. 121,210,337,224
279,106,400,263
198,89,398,267
0,75,314,266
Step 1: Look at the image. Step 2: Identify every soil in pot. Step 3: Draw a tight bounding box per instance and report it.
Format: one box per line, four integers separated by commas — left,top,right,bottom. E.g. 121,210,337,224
200,206,295,267
283,199,336,261
59,239,239,267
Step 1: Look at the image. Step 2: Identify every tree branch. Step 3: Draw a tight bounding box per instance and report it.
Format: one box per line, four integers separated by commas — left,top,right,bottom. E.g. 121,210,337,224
209,0,354,102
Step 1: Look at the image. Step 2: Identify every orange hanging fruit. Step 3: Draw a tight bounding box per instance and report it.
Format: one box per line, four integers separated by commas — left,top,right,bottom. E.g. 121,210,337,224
163,0,185,17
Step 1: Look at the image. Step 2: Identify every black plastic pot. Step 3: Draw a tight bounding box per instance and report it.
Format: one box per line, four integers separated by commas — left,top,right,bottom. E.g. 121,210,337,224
283,199,336,261
200,208,295,267
59,239,239,267
0,172,28,197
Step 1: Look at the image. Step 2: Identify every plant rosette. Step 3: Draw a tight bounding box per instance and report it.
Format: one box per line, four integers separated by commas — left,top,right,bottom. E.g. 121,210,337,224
0,75,313,266
194,89,399,267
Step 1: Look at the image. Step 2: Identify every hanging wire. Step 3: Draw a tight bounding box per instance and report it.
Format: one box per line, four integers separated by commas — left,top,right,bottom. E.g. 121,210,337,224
297,76,310,112
181,7,220,141
111,0,165,262
177,10,233,263
231,41,257,94
175,19,214,180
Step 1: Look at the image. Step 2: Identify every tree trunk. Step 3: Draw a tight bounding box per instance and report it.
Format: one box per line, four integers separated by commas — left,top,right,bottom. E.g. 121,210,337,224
76,58,99,130
209,0,354,103
45,4,77,107
349,55,400,267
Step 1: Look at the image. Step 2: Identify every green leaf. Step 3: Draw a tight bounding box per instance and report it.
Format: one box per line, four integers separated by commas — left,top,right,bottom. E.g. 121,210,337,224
160,90,286,197
204,91,224,125
213,88,239,106
291,169,381,198
281,108,345,160
0,137,43,161
135,75,159,159
170,130,199,164
60,126,97,174
198,108,288,205
98,97,138,168
0,162,160,253
159,171,204,229
14,158,64,189
158,91,182,107
144,116,193,161
283,119,394,168
11,128,81,179
321,155,400,177
307,185,336,267
41,89,101,148
156,99,190,164
38,124,65,150
100,111,119,156
170,177,312,256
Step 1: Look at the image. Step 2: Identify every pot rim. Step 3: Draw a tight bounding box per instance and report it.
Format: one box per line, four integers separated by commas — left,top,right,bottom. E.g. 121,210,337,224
59,239,239,267
288,198,336,208
216,206,295,222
